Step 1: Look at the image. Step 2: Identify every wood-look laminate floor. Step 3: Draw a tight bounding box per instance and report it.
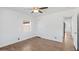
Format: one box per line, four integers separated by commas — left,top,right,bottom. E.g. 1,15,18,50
63,32,76,51
0,33,76,51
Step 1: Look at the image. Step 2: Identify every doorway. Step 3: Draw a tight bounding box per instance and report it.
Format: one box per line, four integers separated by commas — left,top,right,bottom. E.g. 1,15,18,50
63,16,75,50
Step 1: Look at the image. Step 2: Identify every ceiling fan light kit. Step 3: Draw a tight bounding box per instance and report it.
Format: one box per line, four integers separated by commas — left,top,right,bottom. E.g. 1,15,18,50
33,9,39,13
32,7,39,13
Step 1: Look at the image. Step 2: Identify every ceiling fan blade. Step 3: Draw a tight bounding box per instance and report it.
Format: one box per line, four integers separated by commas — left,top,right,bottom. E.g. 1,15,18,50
39,10,43,13
39,7,48,9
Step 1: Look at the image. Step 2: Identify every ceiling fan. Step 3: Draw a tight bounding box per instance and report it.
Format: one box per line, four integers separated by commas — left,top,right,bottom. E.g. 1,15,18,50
31,7,48,13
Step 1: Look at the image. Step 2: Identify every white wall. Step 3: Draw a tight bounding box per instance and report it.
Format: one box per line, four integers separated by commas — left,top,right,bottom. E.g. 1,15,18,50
0,8,36,47
75,8,79,49
36,14,64,42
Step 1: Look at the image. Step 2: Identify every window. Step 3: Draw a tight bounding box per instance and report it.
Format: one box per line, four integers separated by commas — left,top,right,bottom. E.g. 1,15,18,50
23,19,32,32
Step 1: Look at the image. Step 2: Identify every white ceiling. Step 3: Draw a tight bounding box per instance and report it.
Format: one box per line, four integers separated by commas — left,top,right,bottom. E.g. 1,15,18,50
8,7,76,17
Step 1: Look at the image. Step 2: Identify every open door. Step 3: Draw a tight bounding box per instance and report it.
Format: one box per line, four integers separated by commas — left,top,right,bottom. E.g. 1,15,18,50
77,14,79,50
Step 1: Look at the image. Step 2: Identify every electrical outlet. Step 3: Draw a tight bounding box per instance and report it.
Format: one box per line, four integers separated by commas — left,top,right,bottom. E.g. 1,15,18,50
54,37,57,39
18,38,20,40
